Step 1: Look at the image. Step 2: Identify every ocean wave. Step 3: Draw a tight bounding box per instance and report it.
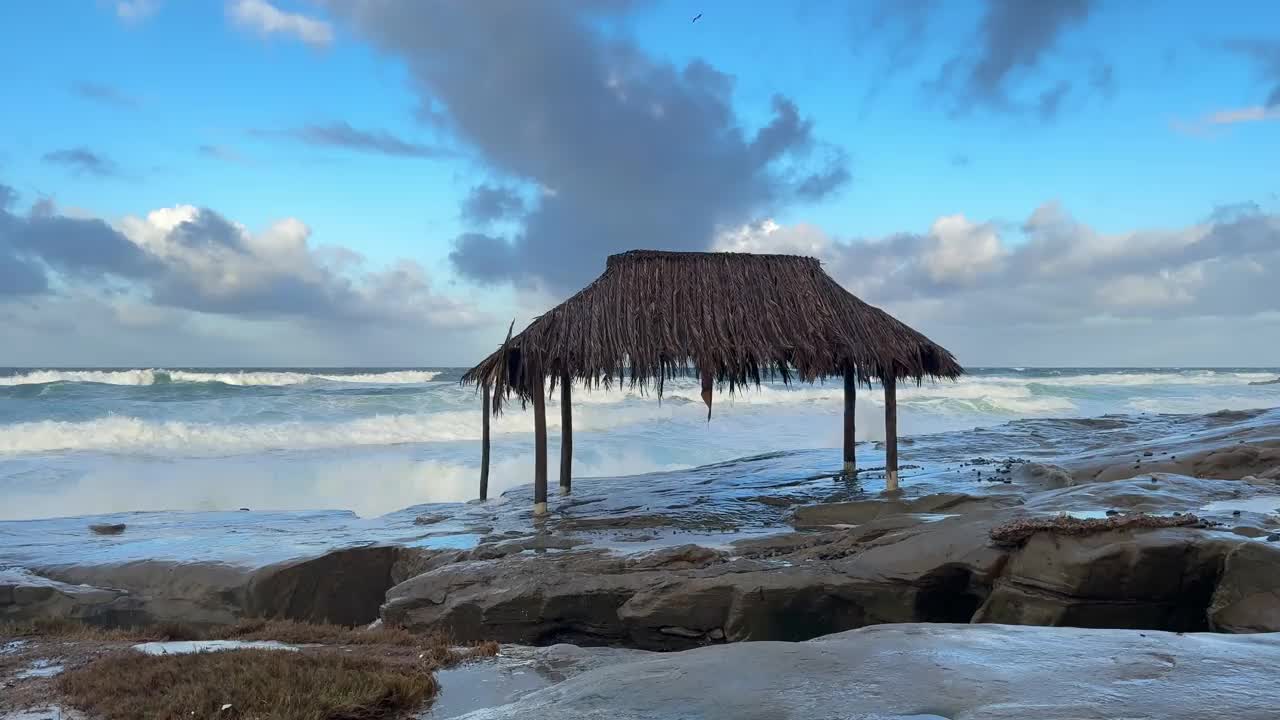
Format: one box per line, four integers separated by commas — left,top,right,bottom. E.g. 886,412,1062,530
0,369,441,387
971,370,1278,387
0,402,677,455
567,377,1077,415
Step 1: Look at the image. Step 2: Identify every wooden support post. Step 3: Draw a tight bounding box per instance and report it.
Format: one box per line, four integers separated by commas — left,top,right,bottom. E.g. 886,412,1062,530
843,366,856,477
884,373,899,492
560,371,572,494
532,376,549,516
479,384,491,501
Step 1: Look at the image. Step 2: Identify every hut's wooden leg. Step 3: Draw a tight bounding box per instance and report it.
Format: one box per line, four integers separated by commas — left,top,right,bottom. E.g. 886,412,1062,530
560,370,572,495
480,384,491,501
884,374,899,491
843,367,856,477
533,379,548,515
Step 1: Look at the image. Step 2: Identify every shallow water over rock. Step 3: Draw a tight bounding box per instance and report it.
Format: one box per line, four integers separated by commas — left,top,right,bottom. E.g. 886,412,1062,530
131,640,298,655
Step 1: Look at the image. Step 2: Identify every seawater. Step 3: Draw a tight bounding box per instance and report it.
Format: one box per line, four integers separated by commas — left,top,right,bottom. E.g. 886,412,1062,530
1,367,1277,521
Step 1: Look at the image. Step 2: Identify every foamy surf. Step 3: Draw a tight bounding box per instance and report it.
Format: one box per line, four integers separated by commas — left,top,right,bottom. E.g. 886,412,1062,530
2,366,1278,519
0,405,685,455
0,369,441,387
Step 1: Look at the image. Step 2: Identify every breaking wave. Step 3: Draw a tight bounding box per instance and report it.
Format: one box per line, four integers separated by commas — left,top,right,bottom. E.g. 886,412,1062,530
0,369,441,387
0,403,681,456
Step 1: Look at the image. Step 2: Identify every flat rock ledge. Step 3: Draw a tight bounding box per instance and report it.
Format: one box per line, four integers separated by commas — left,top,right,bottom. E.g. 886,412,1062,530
445,623,1280,720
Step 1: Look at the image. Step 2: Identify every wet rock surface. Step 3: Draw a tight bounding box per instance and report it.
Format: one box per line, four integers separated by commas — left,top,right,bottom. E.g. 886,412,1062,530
443,624,1280,720
422,644,651,719
2,408,1280,643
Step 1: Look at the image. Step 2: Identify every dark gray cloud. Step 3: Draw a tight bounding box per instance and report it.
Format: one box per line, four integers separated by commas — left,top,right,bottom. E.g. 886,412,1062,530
1227,39,1280,108
461,184,525,225
42,147,120,177
0,185,150,295
448,232,519,286
1,189,153,284
167,209,247,251
10,214,156,280
926,0,1095,117
277,122,447,158
72,82,140,108
329,0,848,292
0,185,49,296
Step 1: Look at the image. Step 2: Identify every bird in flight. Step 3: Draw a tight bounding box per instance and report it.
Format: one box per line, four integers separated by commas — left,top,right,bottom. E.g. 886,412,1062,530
692,12,702,23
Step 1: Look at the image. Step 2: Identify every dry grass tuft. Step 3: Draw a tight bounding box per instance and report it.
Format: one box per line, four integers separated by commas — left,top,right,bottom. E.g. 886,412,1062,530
58,649,438,720
7,619,501,720
990,512,1202,547
2,617,143,641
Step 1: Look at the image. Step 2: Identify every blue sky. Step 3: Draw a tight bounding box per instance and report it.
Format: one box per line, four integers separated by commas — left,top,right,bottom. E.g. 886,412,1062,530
1,0,1279,366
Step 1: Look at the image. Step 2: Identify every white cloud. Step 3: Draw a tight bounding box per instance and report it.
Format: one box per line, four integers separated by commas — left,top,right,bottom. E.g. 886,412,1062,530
922,214,1004,283
113,204,481,328
1,188,491,364
1096,269,1199,309
713,203,1280,365
714,219,832,256
115,0,161,22
228,0,333,48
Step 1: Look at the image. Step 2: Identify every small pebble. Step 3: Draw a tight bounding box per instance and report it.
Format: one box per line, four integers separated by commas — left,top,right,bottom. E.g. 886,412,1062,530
1268,534,1280,542
1143,451,1154,457
1233,510,1242,516
1105,510,1120,516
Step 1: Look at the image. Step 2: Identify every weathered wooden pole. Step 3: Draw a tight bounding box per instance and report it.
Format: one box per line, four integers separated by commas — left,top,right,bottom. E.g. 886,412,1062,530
884,371,899,492
559,370,572,494
843,366,856,476
479,383,491,501
532,374,549,516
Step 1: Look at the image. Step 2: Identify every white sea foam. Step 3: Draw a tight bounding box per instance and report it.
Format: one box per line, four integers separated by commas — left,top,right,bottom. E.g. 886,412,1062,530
0,402,683,455
0,369,440,386
0,369,162,386
568,377,1077,415
0,448,686,519
977,370,1277,387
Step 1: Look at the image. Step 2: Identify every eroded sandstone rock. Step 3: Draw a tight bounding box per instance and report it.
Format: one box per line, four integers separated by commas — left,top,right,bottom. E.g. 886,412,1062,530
1209,540,1280,632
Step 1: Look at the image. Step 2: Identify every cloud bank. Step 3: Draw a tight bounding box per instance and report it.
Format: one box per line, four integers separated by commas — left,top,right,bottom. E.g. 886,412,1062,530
719,202,1280,365
0,182,484,364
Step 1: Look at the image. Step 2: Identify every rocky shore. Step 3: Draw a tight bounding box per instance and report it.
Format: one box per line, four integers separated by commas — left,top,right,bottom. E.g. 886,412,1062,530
5,407,1280,716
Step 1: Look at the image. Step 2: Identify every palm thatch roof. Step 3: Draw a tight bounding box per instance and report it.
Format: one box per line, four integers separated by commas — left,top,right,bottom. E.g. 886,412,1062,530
463,250,962,412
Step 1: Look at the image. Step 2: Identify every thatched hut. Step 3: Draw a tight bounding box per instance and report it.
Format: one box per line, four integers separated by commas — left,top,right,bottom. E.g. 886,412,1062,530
462,250,962,514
